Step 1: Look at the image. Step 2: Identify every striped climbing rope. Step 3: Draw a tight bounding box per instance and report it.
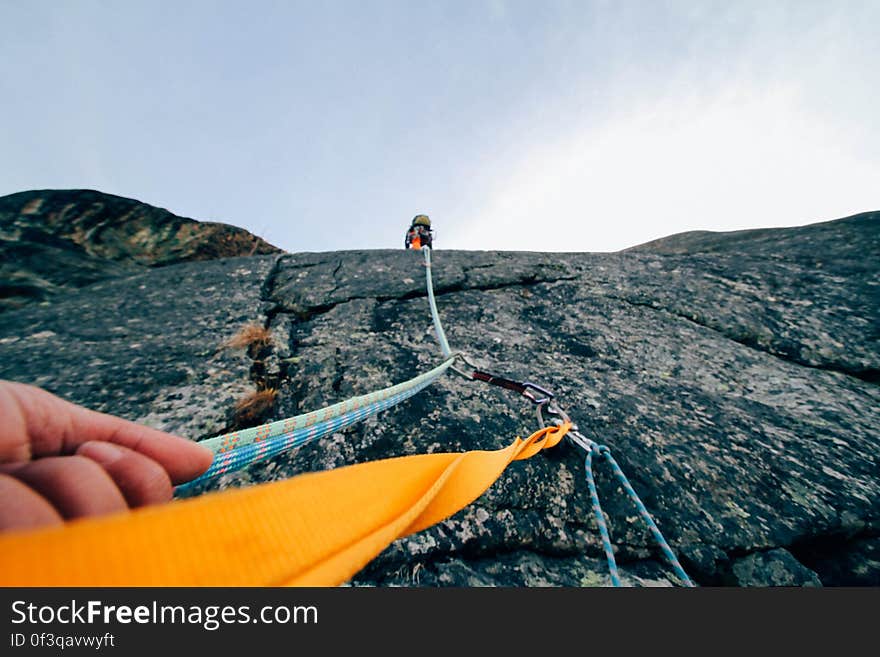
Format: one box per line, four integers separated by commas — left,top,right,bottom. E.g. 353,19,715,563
182,246,459,489
180,356,456,491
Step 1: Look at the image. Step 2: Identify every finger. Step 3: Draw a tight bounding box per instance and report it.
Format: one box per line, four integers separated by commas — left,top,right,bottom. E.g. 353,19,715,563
0,474,63,531
8,456,128,520
76,441,172,508
0,382,31,463
67,415,214,485
2,381,213,483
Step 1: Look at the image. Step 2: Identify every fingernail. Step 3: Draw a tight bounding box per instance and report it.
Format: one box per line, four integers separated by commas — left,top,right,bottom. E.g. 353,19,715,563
79,441,124,465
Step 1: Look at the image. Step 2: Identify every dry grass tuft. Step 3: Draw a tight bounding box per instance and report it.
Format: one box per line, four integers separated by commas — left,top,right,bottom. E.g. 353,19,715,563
233,388,278,426
223,323,272,351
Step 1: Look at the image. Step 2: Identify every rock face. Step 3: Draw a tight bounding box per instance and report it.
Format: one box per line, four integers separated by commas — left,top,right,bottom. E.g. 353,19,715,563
0,189,283,312
0,208,877,587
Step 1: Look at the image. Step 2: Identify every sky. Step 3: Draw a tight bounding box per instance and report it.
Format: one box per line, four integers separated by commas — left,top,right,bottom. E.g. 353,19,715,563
1,1,877,253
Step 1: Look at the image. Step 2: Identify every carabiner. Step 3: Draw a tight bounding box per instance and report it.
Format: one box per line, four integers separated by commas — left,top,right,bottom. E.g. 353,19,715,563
537,400,595,453
454,354,555,406
450,352,480,380
537,399,571,428
520,381,554,405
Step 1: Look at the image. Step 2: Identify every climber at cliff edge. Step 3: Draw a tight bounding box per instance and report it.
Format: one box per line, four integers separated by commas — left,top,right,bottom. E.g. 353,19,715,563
404,214,433,250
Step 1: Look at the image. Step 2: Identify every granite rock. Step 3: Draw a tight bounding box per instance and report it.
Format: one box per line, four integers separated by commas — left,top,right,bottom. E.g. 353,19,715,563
1,210,877,587
0,189,282,312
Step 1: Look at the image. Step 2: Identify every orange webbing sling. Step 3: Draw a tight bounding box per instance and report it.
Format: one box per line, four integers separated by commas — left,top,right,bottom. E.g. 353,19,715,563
0,423,570,586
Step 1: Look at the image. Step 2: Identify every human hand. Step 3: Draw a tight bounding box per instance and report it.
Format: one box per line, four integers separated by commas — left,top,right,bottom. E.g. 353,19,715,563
0,380,213,532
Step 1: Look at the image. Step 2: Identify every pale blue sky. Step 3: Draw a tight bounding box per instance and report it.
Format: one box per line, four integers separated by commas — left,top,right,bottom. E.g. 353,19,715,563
1,1,877,252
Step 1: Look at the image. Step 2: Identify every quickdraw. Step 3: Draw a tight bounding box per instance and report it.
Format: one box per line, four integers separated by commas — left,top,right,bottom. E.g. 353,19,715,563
450,352,554,404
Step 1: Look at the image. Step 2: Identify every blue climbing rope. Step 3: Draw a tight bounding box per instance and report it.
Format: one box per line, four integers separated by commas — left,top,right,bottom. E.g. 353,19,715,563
584,447,621,586
178,356,456,492
539,402,694,587
584,443,695,587
181,246,457,492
